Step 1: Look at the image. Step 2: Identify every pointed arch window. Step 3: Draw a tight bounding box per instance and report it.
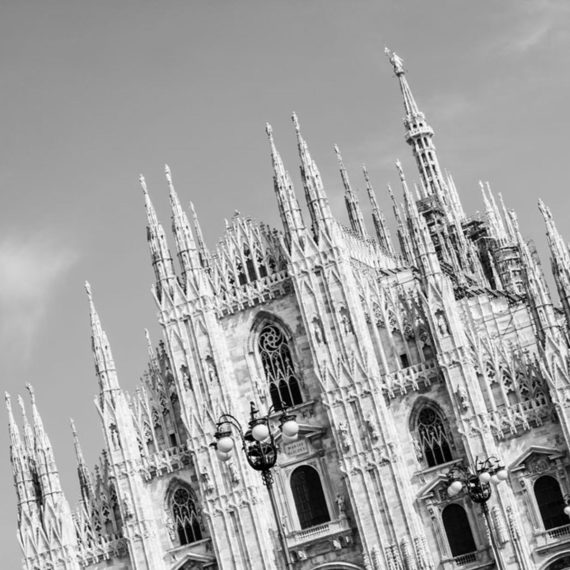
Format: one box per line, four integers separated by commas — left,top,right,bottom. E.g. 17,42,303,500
171,486,202,546
534,475,567,530
415,403,453,467
258,323,302,411
291,466,330,529
442,504,476,557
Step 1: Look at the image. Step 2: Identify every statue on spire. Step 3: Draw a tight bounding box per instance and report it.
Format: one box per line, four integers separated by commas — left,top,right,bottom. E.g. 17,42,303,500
385,47,405,76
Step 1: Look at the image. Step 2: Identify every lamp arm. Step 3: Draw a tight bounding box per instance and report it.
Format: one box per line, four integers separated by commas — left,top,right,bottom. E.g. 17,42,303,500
216,413,245,440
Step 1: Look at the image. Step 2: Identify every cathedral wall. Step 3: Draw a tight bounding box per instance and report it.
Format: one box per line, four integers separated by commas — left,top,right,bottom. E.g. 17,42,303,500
218,291,315,410
87,560,132,570
461,294,537,350
144,468,202,553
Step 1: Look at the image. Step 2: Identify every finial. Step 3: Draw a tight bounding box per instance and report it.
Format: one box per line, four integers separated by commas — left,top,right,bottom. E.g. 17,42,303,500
265,122,273,138
164,163,173,185
5,391,11,409
70,418,78,438
538,198,552,220
387,184,395,199
139,174,148,194
26,384,35,404
362,164,370,183
385,47,405,75
334,144,345,166
85,280,92,299
291,112,300,133
395,159,405,181
17,394,26,416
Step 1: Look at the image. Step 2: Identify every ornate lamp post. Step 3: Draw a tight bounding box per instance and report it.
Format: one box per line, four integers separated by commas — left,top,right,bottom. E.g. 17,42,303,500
211,402,299,570
447,457,509,570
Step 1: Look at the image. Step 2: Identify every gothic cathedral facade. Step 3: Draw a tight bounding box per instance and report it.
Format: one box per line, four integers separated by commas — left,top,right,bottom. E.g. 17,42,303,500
8,49,570,570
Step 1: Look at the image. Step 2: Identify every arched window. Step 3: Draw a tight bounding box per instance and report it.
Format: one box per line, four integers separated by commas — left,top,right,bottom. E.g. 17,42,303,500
442,504,476,557
546,555,570,570
534,475,567,530
291,466,330,529
415,404,453,467
171,486,202,546
258,323,302,411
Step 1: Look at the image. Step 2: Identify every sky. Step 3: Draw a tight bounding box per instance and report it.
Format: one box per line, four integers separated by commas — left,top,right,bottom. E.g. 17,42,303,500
2,0,570,566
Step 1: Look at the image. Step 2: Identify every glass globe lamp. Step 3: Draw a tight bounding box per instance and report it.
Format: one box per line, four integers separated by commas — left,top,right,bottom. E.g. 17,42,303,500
251,422,270,442
496,468,508,481
478,471,491,484
216,448,232,461
448,480,463,496
281,419,299,438
216,436,235,453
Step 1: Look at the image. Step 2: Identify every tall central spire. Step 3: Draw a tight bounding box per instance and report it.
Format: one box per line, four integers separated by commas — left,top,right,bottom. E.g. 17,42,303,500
385,48,449,202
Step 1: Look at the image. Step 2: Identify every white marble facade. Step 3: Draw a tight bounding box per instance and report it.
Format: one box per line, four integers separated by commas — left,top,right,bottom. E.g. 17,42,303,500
7,50,570,570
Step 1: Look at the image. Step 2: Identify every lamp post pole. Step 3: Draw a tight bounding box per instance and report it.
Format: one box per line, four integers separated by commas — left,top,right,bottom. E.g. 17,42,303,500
447,456,509,570
211,402,298,570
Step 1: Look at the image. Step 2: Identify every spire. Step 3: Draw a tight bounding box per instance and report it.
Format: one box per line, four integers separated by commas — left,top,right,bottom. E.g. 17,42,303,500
334,144,368,239
385,48,455,206
539,199,570,328
396,160,441,278
510,211,560,344
85,281,120,395
140,174,177,296
266,123,306,242
189,200,211,271
363,166,395,255
292,112,334,236
498,192,516,242
385,48,420,116
480,181,508,242
6,393,38,511
27,384,63,498
388,183,414,264
17,393,34,454
445,172,466,220
165,164,202,283
71,419,93,503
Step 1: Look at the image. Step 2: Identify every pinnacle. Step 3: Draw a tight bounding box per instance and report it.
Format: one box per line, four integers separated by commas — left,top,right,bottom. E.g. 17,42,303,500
26,383,35,403
291,111,300,133
164,163,173,184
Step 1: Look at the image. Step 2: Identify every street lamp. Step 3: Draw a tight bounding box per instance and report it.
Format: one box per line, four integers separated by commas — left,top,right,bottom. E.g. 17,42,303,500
211,401,299,569
446,456,509,570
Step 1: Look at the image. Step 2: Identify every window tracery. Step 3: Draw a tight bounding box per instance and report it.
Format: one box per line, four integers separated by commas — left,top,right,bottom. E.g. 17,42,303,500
414,403,453,467
170,486,202,546
258,323,302,411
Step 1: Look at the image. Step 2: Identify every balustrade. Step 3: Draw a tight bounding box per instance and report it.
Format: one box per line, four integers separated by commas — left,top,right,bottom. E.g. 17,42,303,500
286,518,350,549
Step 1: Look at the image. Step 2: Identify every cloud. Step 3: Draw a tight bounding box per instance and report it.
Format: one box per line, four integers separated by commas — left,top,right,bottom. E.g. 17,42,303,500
500,0,570,54
0,234,77,360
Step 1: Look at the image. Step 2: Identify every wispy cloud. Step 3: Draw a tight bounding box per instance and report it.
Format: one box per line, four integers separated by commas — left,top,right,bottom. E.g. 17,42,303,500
500,0,570,54
0,234,77,360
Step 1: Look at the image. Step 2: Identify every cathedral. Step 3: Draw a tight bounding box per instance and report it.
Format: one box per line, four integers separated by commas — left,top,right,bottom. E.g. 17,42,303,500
7,48,570,570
